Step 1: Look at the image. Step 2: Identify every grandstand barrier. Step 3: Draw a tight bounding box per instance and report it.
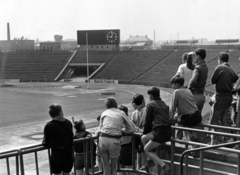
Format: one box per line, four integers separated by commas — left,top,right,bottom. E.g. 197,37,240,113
118,79,172,88
91,79,118,84
2,123,240,175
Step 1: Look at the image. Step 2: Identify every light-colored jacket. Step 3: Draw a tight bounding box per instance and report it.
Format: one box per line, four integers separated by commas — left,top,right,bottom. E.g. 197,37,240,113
100,108,133,136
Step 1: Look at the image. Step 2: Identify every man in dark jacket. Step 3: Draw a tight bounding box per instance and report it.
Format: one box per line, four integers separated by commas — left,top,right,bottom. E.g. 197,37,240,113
210,52,238,145
42,104,73,175
187,48,208,113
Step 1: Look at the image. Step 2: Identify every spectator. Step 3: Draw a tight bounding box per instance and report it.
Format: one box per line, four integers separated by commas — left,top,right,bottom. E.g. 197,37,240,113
130,93,147,168
118,104,141,175
210,52,238,145
42,104,73,175
95,115,103,171
141,87,172,175
97,97,133,175
233,76,240,148
73,119,96,175
176,53,193,87
169,75,202,157
169,74,202,126
187,49,208,113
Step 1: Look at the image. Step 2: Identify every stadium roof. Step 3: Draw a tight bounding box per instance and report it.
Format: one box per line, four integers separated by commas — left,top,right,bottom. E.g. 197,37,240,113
119,42,147,47
215,39,239,43
126,35,153,42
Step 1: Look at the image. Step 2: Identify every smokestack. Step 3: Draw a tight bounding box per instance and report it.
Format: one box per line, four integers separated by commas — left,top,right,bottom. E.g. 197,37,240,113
7,23,10,41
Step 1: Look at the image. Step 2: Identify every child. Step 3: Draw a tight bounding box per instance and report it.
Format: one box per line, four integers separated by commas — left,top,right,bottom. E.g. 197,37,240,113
169,74,202,126
169,75,202,157
141,87,172,175
118,104,141,167
42,104,73,175
130,94,147,169
95,115,103,171
73,119,96,175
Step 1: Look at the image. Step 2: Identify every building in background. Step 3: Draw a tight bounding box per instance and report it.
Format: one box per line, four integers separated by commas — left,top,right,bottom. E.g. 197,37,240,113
39,42,61,51
120,35,153,50
0,23,35,52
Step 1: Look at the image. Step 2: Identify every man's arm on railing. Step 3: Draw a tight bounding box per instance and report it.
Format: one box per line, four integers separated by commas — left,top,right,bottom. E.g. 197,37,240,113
42,125,49,147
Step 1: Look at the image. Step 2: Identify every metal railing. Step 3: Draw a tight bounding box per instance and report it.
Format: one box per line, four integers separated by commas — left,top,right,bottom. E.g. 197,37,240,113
0,134,151,175
1,123,240,175
171,123,240,175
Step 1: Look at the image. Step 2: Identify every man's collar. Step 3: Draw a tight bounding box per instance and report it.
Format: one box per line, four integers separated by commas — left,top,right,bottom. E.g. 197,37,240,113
222,62,230,66
196,60,206,66
52,116,66,122
152,97,161,101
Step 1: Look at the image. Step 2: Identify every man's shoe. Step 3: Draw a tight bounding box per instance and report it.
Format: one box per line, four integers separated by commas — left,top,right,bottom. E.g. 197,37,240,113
146,160,155,167
139,160,155,171
139,165,148,171
160,164,170,175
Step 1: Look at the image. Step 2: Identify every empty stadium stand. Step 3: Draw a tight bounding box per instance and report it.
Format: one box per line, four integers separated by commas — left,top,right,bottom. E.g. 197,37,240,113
0,51,72,82
0,49,239,86
70,50,117,64
93,50,172,82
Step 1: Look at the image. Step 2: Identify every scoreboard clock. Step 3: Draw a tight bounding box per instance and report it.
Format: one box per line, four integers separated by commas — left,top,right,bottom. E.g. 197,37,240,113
77,29,120,45
106,31,118,43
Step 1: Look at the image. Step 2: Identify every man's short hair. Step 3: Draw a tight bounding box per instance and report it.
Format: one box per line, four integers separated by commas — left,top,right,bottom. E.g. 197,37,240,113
218,52,229,62
49,104,62,118
132,93,144,106
105,97,118,109
118,104,128,116
170,74,185,86
182,53,188,63
147,87,160,98
195,48,206,60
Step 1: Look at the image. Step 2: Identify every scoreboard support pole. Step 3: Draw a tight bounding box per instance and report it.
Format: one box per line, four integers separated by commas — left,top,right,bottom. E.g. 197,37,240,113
86,32,90,89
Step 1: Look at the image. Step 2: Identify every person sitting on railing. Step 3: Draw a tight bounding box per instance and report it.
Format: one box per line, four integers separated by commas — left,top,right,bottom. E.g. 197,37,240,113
130,93,147,169
141,87,172,175
169,75,202,157
42,104,73,175
73,119,97,175
96,97,133,175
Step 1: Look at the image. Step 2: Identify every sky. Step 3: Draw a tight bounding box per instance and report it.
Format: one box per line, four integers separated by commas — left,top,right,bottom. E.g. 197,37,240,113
0,0,240,42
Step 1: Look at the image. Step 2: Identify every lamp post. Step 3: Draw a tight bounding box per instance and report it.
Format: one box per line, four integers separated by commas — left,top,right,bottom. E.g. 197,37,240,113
86,32,90,89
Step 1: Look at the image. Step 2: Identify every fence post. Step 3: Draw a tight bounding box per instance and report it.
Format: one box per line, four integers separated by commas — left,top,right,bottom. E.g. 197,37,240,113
185,144,189,175
171,127,176,175
19,149,25,175
199,151,204,175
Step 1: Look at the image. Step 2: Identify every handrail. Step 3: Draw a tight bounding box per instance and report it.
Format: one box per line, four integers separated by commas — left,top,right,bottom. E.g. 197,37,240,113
0,133,152,175
2,123,240,175
180,141,240,175
172,125,240,138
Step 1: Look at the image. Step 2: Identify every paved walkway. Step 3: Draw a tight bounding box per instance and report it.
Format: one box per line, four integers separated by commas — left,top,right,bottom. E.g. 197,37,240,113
0,81,212,175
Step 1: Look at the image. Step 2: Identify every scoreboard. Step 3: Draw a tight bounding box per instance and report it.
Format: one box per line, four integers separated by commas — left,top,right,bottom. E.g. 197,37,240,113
77,29,120,45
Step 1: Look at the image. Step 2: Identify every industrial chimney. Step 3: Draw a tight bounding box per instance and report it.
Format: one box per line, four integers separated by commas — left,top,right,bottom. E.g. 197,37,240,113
7,23,10,41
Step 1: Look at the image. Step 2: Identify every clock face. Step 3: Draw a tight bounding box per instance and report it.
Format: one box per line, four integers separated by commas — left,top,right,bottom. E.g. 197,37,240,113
106,31,118,43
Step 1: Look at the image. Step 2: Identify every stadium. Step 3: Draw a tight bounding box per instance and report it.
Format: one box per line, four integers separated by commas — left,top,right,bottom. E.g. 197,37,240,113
1,23,240,175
